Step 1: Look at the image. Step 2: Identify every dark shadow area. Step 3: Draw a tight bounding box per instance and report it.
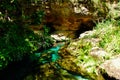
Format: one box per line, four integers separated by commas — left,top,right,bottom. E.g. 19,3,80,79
0,56,38,80
75,20,96,38
102,73,117,80
46,22,55,34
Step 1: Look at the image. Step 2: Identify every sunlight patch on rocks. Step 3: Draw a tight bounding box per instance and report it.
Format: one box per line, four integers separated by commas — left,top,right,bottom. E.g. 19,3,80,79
100,56,120,79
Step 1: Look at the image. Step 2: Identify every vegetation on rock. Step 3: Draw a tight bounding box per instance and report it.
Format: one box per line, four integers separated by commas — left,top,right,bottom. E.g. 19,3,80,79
58,19,120,79
1,0,120,80
0,0,54,70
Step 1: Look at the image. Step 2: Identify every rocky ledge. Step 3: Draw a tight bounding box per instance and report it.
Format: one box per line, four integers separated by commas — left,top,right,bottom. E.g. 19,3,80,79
57,30,120,80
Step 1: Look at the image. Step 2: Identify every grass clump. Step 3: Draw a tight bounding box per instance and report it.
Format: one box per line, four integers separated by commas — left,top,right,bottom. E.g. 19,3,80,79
91,20,120,58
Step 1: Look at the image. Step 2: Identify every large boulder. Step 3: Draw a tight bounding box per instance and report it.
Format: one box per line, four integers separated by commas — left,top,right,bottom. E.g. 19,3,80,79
100,56,120,80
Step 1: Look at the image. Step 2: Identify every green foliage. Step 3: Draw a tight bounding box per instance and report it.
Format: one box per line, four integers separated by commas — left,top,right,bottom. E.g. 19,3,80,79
88,20,120,58
0,4,53,79
106,1,120,19
66,39,102,79
31,10,45,25
78,40,92,56
0,21,54,69
0,22,31,68
0,0,22,21
0,0,55,70
99,22,120,55
0,0,45,24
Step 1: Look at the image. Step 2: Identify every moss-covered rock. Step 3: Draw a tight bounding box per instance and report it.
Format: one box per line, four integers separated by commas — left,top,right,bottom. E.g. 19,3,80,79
57,19,120,80
24,62,78,80
57,38,105,80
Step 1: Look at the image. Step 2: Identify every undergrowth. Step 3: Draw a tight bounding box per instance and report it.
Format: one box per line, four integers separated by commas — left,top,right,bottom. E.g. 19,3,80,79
93,20,120,57
0,21,54,69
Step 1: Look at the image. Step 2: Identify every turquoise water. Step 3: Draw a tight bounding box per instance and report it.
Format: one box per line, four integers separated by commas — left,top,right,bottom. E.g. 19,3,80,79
50,44,63,62
74,75,89,80
34,43,63,63
35,43,89,80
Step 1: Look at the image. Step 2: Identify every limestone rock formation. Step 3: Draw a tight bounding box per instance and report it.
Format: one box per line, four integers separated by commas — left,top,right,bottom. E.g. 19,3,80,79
43,1,97,39
100,56,120,80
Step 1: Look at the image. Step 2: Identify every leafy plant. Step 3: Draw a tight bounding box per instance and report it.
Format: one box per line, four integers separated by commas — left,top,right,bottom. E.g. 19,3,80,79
0,21,54,69
31,10,45,25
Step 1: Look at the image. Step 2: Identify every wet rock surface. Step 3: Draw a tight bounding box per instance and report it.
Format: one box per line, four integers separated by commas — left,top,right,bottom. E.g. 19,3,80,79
51,31,71,42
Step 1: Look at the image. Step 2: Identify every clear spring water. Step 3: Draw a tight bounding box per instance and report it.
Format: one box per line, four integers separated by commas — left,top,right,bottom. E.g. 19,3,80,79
35,43,89,80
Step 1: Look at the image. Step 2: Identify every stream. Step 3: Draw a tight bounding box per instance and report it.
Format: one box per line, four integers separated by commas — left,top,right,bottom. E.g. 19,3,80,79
35,43,89,80
0,43,89,80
